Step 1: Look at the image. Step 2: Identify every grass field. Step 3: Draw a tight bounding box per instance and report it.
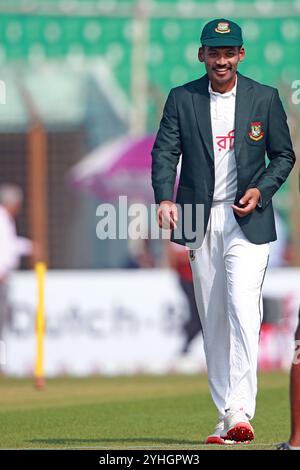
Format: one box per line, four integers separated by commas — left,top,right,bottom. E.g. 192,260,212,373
0,372,291,450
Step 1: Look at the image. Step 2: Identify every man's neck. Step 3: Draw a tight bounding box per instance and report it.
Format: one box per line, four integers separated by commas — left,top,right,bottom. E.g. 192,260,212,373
210,74,237,94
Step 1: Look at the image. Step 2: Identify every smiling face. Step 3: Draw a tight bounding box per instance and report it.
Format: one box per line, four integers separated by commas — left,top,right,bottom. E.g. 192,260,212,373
198,46,245,92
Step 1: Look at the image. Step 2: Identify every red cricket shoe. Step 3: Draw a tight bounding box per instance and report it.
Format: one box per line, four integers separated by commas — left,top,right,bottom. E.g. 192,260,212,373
206,421,227,445
221,408,254,443
206,420,238,445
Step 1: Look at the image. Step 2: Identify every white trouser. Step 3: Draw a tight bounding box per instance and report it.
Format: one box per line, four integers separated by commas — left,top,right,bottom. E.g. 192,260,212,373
189,202,270,420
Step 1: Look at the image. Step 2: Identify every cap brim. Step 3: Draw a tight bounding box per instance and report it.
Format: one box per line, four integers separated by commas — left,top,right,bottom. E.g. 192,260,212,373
201,38,243,47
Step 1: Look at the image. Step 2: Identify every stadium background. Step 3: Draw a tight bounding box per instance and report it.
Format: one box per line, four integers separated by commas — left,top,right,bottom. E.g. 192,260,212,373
0,0,299,377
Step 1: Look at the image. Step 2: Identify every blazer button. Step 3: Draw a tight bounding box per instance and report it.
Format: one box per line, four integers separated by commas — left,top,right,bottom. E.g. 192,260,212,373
208,191,213,197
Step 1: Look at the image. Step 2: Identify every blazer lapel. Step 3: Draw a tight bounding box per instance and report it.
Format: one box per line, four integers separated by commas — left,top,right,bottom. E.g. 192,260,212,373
192,74,214,161
234,72,254,161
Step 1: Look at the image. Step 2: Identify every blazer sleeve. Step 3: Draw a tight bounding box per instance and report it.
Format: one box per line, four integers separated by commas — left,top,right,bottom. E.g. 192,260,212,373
151,88,182,205
248,88,296,210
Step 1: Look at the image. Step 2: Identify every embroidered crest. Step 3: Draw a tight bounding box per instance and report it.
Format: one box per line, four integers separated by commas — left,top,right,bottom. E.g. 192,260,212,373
248,122,264,141
215,22,231,34
189,249,196,261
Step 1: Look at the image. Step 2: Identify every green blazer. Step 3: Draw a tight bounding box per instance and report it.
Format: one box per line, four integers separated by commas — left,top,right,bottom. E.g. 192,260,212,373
151,72,296,247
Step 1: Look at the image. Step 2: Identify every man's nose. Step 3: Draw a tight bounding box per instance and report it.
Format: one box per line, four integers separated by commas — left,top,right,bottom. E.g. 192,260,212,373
216,56,227,66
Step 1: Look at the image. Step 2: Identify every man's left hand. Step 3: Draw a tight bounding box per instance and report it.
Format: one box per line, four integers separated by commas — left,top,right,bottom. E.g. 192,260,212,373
231,188,261,217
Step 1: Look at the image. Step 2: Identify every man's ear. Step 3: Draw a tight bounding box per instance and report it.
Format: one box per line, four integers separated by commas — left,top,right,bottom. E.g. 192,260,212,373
238,47,245,63
198,46,205,63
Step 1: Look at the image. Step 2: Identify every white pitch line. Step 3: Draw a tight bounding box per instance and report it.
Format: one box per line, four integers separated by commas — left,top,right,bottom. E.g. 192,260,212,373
3,442,279,450
38,443,277,450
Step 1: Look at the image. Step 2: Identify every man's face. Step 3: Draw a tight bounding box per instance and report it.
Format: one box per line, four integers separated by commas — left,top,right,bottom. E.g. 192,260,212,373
7,201,22,218
198,46,245,85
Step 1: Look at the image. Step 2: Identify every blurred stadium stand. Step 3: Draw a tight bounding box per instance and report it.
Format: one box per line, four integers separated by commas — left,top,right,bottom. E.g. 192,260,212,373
0,0,299,267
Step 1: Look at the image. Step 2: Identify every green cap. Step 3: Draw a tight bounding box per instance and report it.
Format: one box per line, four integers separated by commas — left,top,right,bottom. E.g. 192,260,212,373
200,18,243,47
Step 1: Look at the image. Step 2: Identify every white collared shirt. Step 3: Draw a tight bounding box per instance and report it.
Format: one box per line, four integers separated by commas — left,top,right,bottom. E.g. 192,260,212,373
209,76,237,203
0,205,33,279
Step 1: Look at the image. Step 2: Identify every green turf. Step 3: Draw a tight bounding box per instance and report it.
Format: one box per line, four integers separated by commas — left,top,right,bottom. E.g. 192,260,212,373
0,372,290,450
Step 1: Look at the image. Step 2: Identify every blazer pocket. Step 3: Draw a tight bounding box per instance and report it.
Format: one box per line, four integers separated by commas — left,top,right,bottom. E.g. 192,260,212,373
178,184,193,191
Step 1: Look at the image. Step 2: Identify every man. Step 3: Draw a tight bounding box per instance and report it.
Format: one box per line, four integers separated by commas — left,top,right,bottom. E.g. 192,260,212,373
0,184,33,371
151,18,295,444
277,312,300,450
277,175,300,451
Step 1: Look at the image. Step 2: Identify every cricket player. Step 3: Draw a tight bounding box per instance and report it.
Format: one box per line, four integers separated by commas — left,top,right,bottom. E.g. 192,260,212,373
151,18,295,444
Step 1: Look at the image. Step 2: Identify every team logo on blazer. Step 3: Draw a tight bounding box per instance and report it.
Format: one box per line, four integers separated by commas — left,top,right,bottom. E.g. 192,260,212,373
215,22,231,34
248,121,264,141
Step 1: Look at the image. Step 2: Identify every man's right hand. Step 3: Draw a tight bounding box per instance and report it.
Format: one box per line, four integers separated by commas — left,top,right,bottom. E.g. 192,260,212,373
157,201,178,229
